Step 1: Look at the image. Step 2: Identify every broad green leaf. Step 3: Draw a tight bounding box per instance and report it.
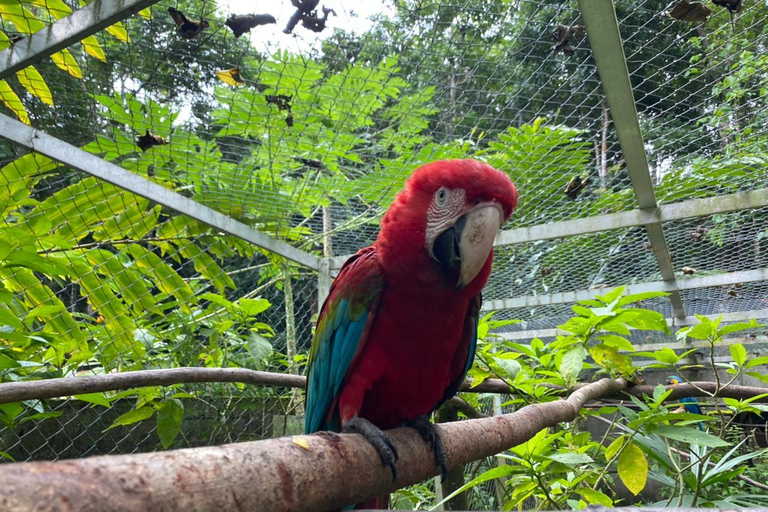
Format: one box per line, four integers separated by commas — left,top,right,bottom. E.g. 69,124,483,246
199,292,235,311
50,49,82,79
434,464,517,509
719,319,761,336
616,291,669,307
597,334,635,352
157,399,184,449
546,452,593,465
0,353,21,369
16,67,53,106
493,356,522,380
618,442,647,495
239,298,271,317
105,22,130,42
0,80,29,124
605,435,624,461
746,356,768,369
634,347,680,364
18,411,63,424
730,343,747,366
106,405,155,431
653,383,672,404
81,36,106,62
138,7,151,19
559,345,587,385
576,488,613,507
74,392,111,408
248,334,272,369
654,425,729,447
596,286,625,305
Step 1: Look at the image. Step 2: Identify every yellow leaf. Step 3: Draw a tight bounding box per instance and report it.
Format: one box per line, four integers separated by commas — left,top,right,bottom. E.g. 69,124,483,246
618,441,647,495
0,32,10,52
16,66,53,106
292,436,310,450
26,0,72,19
105,22,130,42
0,4,46,34
81,35,106,62
0,80,30,124
50,49,82,79
216,68,244,87
138,7,151,19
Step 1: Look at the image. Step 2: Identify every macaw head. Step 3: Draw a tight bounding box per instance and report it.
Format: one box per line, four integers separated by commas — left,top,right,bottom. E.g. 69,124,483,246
666,375,682,385
377,159,518,293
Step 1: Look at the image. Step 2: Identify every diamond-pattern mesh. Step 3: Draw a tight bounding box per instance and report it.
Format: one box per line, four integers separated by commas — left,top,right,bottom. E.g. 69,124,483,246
0,2,767,506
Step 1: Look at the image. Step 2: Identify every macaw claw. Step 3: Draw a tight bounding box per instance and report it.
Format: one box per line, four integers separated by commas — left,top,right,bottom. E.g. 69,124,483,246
402,416,448,482
342,416,399,482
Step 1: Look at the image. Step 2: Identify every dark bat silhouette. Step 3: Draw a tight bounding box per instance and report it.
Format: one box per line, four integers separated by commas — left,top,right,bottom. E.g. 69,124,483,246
283,0,320,33
668,0,711,22
225,13,277,38
564,175,589,200
136,130,169,152
168,7,209,39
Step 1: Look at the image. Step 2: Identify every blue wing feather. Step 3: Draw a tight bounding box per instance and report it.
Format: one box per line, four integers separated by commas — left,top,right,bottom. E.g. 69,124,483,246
304,248,384,434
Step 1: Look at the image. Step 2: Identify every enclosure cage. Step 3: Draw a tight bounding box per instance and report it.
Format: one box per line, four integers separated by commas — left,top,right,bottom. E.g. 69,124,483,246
0,0,767,506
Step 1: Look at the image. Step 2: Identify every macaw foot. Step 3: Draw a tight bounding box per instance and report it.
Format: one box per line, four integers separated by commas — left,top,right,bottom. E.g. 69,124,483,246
402,415,448,481
342,416,399,482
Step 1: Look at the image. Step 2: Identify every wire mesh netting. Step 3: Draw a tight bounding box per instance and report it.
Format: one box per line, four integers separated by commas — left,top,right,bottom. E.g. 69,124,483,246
1,0,768,507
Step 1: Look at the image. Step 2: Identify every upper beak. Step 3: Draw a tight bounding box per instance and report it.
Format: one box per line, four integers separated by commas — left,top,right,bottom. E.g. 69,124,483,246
431,204,502,290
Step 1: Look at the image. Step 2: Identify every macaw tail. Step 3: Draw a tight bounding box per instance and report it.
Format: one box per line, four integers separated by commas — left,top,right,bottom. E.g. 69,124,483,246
697,421,705,431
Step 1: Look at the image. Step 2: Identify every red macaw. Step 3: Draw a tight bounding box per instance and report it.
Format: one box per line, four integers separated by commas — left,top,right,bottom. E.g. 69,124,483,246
304,159,518,506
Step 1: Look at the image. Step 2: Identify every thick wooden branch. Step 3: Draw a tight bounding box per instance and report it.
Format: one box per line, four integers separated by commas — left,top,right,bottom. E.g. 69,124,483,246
0,378,625,512
2,367,768,406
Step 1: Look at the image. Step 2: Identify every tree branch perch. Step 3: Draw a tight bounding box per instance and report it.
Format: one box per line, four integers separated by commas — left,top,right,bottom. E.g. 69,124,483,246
0,378,626,512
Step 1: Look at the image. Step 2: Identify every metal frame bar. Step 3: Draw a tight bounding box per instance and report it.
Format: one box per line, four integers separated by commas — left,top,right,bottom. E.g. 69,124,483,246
329,188,768,269
498,309,768,340
496,188,768,246
482,268,768,311
0,0,160,80
580,0,685,318
0,114,321,270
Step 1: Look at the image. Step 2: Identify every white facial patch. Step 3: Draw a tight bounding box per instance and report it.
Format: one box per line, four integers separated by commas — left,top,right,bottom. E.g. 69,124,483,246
425,188,466,253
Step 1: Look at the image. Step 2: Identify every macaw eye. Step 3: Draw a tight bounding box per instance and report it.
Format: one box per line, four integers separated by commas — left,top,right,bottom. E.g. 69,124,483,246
435,187,450,207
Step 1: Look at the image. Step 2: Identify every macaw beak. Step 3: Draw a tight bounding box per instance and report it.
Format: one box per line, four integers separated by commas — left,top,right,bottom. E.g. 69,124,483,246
431,204,502,290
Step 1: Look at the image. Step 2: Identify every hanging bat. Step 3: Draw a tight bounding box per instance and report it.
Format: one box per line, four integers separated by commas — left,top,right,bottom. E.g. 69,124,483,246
136,130,168,152
284,0,320,33
168,7,209,39
225,13,277,38
564,175,589,200
301,6,336,33
668,0,711,22
553,24,585,55
265,94,292,111
712,0,742,13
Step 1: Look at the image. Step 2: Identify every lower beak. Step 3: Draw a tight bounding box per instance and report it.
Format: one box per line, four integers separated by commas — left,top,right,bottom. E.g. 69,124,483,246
432,205,502,290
